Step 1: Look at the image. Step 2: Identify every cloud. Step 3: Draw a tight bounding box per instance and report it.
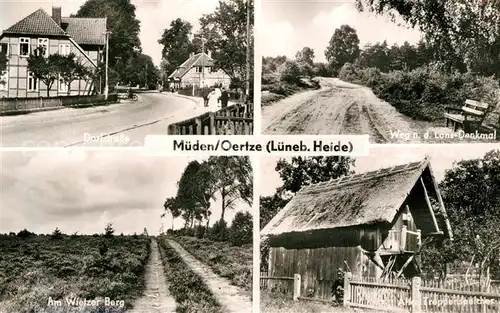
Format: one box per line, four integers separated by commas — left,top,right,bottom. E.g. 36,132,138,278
260,20,295,58
0,152,251,235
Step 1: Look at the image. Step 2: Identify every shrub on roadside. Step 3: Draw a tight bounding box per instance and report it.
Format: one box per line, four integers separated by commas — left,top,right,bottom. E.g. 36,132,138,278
209,220,228,242
280,60,303,84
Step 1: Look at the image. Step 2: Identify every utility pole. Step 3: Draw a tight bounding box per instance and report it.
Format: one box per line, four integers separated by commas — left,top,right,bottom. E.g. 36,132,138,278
104,30,111,100
245,0,251,103
201,37,206,87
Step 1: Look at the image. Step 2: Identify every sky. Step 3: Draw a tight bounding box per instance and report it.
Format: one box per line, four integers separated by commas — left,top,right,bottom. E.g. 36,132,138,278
0,0,220,66
0,151,251,235
260,0,422,62
260,144,500,197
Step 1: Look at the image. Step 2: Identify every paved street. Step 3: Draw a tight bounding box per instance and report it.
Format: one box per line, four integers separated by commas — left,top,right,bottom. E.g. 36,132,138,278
0,92,208,147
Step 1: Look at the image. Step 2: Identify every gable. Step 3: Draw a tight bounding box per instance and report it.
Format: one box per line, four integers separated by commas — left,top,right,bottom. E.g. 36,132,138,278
3,9,68,37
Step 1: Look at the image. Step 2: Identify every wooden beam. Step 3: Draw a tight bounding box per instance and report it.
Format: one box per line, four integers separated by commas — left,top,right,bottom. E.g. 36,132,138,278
396,255,414,278
426,164,453,240
420,177,441,233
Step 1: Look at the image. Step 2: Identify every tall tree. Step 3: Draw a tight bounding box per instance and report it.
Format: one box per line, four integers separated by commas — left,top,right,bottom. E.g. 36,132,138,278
158,19,196,77
207,156,253,222
355,0,500,76
275,156,356,194
75,0,142,80
325,25,360,74
123,54,159,88
197,0,254,91
162,197,182,230
357,41,391,72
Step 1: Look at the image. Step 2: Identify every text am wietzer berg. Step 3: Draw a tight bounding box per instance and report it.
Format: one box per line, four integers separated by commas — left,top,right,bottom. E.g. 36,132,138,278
173,140,350,152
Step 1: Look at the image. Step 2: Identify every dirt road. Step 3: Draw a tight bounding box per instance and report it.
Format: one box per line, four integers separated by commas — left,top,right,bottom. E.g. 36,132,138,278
262,77,484,143
128,239,176,313
167,240,252,313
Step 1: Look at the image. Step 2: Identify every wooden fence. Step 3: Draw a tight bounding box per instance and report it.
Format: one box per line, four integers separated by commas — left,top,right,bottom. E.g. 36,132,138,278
0,94,118,114
262,271,500,313
167,102,254,135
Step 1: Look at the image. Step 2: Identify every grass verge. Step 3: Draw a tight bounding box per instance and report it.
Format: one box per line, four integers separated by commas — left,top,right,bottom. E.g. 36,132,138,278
157,237,224,313
173,235,252,290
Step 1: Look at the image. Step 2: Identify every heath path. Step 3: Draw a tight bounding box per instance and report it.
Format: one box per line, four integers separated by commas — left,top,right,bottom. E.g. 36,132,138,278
128,239,177,313
262,77,481,143
167,239,252,313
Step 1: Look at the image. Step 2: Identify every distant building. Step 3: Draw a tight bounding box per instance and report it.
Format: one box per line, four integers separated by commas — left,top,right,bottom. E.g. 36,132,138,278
168,51,231,89
0,7,106,98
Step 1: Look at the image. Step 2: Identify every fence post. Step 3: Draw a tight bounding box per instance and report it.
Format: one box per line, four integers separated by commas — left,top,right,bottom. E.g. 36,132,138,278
343,272,352,307
209,113,216,135
195,118,202,135
293,274,301,301
411,276,421,313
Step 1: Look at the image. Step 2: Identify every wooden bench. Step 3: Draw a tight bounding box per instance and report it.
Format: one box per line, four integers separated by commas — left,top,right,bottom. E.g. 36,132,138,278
444,99,490,132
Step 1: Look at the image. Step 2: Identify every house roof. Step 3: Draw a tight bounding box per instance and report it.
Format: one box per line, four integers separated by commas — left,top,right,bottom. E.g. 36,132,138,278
261,158,452,239
61,17,106,46
168,52,215,79
2,8,68,37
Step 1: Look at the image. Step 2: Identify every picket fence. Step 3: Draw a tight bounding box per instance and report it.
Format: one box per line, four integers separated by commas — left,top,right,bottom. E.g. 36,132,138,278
0,94,118,114
260,271,500,313
167,102,254,135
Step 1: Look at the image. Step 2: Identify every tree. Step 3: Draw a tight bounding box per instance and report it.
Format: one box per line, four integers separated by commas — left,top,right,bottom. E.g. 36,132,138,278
104,223,114,238
27,47,60,97
354,0,500,77
55,53,86,95
260,192,291,230
158,19,196,77
51,228,64,240
357,41,391,72
229,211,252,246
433,150,500,282
197,0,254,91
162,197,182,230
122,54,159,88
75,0,142,82
295,47,315,66
207,156,253,222
275,156,356,194
325,25,360,74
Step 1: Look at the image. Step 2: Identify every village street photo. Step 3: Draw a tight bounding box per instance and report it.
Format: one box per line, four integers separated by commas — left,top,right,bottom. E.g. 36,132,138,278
0,0,254,147
260,0,500,143
0,152,253,313
259,145,500,313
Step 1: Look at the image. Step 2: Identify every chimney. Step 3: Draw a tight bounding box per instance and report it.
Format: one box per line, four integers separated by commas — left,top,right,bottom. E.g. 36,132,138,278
52,7,62,26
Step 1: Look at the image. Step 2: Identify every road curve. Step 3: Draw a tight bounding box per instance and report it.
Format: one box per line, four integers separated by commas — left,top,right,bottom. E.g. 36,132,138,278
0,92,207,147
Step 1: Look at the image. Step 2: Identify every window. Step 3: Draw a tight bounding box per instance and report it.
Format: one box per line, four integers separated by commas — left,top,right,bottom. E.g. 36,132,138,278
0,43,8,56
58,76,67,93
27,71,37,91
37,38,49,57
59,44,70,56
20,38,30,57
0,70,8,91
196,66,202,73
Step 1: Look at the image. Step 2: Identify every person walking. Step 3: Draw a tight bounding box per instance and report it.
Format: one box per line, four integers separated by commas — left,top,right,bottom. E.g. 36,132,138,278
202,85,210,107
220,86,229,109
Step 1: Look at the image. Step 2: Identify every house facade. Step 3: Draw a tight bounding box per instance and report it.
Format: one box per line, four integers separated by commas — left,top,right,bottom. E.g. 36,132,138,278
261,159,453,300
0,7,106,98
168,51,231,89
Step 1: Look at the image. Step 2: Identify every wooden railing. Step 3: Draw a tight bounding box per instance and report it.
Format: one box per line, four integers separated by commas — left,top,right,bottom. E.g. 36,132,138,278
260,272,300,300
168,102,254,135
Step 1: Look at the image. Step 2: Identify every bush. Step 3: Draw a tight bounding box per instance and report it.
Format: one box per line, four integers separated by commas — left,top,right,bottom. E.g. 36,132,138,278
229,212,252,246
209,220,228,242
280,60,302,84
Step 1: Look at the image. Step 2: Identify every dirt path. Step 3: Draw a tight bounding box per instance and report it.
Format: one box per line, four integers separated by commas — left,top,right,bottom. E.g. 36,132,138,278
262,77,491,143
167,239,252,313
128,239,177,313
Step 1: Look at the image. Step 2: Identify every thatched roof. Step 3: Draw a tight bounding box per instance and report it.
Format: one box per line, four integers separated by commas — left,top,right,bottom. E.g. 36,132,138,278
261,159,452,239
